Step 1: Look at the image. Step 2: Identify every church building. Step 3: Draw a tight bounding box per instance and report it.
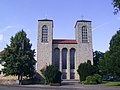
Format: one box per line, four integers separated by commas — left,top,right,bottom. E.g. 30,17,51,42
37,19,93,80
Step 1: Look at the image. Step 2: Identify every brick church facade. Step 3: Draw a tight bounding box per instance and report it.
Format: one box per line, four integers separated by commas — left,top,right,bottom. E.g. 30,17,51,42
37,19,93,80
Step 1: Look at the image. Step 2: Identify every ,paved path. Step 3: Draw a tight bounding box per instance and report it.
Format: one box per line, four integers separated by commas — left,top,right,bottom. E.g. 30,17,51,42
0,81,120,90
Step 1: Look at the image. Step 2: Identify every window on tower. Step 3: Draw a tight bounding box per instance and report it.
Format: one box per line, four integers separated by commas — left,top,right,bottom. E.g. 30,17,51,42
82,26,88,43
42,25,48,43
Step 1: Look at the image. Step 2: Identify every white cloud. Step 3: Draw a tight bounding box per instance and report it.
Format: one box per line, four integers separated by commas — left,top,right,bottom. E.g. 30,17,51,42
0,34,3,42
0,25,30,33
93,19,115,31
0,25,15,33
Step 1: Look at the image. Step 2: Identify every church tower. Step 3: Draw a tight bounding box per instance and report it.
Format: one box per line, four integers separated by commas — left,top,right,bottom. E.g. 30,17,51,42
75,20,93,65
37,19,93,80
37,19,53,73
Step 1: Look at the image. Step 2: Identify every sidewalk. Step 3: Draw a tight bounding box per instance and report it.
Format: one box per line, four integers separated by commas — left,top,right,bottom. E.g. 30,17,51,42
1,80,120,90
20,80,119,90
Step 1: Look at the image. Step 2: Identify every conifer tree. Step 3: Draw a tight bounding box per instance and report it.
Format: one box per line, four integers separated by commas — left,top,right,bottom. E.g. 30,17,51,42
1,30,36,84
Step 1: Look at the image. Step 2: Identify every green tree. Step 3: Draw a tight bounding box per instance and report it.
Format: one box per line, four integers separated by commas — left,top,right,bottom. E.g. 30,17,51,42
109,30,120,80
41,65,61,85
113,0,120,14
99,30,120,80
99,51,111,79
1,30,36,84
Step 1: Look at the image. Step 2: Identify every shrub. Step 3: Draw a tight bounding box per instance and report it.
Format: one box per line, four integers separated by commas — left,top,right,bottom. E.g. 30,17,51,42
40,65,61,85
86,75,97,84
77,60,94,82
94,74,102,84
82,74,102,84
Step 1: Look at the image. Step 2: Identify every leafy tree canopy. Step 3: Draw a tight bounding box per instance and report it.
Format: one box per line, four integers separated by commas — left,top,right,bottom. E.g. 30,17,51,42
99,30,120,80
113,0,120,14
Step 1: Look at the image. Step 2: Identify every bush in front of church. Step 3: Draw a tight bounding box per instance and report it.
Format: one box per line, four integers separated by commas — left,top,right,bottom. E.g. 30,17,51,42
81,74,102,84
40,65,62,85
77,60,94,82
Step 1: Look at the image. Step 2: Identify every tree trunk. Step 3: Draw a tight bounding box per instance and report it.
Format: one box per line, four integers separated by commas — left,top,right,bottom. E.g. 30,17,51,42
18,75,21,85
18,74,23,85
18,75,20,80
20,74,23,85
21,74,23,85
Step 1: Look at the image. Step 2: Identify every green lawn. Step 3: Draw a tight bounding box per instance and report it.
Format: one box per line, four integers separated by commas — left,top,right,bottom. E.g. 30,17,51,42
103,81,120,87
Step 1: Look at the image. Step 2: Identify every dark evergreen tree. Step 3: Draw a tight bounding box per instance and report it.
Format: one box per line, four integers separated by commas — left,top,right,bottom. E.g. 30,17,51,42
1,30,36,84
93,51,104,74
93,51,104,67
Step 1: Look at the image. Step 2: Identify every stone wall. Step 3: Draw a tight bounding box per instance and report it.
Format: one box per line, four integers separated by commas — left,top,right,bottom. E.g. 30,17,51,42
0,79,16,85
0,76,17,85
37,20,53,74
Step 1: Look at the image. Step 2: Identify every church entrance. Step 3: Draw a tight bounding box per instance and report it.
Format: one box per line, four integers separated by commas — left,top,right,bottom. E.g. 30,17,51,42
62,69,67,79
70,70,75,79
53,48,76,80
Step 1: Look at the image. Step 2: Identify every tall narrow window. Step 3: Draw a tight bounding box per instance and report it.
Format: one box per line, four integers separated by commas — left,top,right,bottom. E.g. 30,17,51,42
62,48,67,69
42,25,48,43
82,26,88,43
70,48,75,69
54,48,60,69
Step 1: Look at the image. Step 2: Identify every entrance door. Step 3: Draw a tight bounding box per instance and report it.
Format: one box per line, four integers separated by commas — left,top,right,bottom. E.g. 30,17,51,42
62,72,67,79
70,72,75,79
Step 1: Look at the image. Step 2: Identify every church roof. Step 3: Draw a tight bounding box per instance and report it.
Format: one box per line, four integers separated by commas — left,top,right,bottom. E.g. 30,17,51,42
75,20,91,28
53,39,77,44
76,20,91,22
38,19,53,21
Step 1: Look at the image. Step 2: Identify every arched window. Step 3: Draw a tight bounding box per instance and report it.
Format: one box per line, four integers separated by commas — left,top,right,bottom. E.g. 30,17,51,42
62,48,67,69
82,26,88,43
42,25,48,43
54,48,60,69
70,48,75,69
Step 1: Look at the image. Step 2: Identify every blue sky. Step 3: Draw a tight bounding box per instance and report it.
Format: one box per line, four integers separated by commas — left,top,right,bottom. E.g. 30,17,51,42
0,0,120,52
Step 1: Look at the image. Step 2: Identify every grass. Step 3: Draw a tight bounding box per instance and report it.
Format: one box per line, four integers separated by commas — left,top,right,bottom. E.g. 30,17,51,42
102,81,120,87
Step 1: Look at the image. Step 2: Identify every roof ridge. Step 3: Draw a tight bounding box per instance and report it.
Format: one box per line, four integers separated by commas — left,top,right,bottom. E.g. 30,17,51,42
53,39,77,44
53,39,76,40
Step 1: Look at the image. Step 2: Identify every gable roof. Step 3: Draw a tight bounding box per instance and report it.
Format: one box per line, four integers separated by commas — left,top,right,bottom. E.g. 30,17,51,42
53,39,77,44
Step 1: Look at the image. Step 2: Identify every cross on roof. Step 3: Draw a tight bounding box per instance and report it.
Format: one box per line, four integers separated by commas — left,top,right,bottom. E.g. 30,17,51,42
81,15,84,20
